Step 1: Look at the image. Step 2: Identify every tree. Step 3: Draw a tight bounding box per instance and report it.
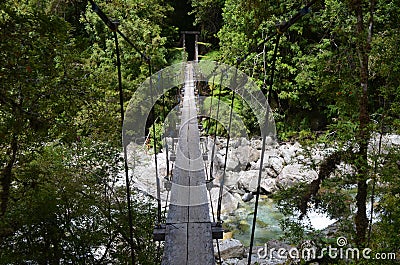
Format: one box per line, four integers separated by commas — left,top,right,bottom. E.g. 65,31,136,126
350,0,375,246
190,0,224,48
215,0,400,252
0,141,159,264
0,2,89,217
1,0,172,262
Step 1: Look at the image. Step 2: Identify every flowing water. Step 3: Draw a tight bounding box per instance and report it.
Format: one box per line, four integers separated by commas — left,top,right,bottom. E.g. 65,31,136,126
224,198,337,246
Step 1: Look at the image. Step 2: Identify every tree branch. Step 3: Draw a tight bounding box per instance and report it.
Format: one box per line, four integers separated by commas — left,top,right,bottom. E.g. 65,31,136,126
299,150,345,216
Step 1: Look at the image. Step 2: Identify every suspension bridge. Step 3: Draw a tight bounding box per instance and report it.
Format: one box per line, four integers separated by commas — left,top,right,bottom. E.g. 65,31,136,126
89,0,316,263
160,62,216,264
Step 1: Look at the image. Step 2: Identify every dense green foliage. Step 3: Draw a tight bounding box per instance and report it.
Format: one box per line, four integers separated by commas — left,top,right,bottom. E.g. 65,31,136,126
1,0,399,263
0,0,172,263
193,0,400,262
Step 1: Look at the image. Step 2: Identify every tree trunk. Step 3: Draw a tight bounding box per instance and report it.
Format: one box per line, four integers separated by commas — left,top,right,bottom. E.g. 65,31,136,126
0,134,18,217
352,0,375,246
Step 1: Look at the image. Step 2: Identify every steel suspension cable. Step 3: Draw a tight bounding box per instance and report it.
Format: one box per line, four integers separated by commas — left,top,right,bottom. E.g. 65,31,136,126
160,71,171,222
148,60,163,225
206,73,217,136
114,29,136,265
160,71,170,181
247,34,281,265
210,70,226,187
89,0,148,61
216,64,238,223
204,68,223,265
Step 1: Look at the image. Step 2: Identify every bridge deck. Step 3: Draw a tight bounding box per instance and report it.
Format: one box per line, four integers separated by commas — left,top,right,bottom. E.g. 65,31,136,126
162,63,215,265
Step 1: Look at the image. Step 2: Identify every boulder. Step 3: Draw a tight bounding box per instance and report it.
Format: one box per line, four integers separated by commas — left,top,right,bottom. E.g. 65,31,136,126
265,136,276,147
246,146,261,164
242,192,254,202
238,137,250,147
276,164,318,189
263,149,279,161
214,153,225,171
296,155,305,161
249,161,260,170
268,156,284,174
215,239,245,259
226,155,241,171
388,134,400,145
237,171,277,194
225,145,260,172
235,146,255,164
251,139,263,150
264,167,278,178
311,150,324,164
210,186,239,214
223,171,241,188
278,144,298,164
261,178,278,194
128,149,171,202
237,170,262,191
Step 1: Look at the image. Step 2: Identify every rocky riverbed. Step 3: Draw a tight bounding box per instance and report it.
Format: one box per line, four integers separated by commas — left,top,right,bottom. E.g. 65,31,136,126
127,133,400,264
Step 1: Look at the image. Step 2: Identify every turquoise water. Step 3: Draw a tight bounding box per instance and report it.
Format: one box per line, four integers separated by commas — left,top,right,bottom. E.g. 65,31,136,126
223,198,284,246
224,198,337,246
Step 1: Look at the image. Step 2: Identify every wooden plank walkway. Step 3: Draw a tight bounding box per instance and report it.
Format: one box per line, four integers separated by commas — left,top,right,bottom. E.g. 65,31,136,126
162,63,215,265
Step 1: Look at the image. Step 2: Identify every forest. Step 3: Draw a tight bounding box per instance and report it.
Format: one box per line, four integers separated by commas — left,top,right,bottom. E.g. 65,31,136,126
0,0,399,264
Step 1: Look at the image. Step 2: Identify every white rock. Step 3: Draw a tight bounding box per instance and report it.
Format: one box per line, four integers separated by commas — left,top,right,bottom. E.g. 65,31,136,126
297,155,305,161
251,139,263,150
224,145,260,172
249,161,260,170
293,141,302,151
248,147,261,163
388,134,400,145
237,170,259,191
263,149,279,160
268,156,284,174
239,137,250,146
210,186,239,214
237,171,277,194
265,136,276,146
223,171,240,188
242,192,254,202
226,155,241,171
242,171,265,189
276,164,318,189
236,145,259,165
261,178,278,194
215,239,245,259
264,167,278,178
218,148,227,156
278,144,297,164
311,150,324,163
